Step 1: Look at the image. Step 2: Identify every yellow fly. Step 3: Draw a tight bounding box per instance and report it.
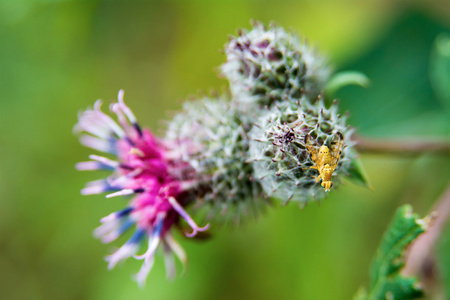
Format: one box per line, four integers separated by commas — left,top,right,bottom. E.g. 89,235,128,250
304,132,344,192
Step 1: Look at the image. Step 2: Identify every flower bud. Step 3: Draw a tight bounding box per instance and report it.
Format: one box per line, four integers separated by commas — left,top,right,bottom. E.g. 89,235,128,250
222,21,330,108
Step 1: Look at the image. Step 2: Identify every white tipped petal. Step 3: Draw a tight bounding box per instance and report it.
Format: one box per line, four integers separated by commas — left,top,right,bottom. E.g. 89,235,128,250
89,155,119,168
106,189,135,198
77,112,113,139
93,101,126,138
165,232,188,272
134,234,161,287
81,185,106,195
100,212,119,223
163,246,176,280
117,90,137,124
168,197,210,238
86,179,108,187
76,161,102,171
135,256,155,288
108,168,143,187
101,231,121,244
93,99,103,110
106,243,139,270
118,89,125,102
134,233,160,260
111,102,135,137
94,219,121,239
80,135,114,153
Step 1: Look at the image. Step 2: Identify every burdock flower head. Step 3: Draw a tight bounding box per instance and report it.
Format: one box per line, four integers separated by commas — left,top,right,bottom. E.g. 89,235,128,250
248,96,356,206
74,21,368,287
75,90,208,286
165,95,267,224
221,21,330,108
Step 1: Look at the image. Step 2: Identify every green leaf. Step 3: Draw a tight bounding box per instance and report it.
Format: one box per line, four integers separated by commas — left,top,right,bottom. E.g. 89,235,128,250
346,158,371,189
325,71,370,97
355,205,432,300
430,34,450,110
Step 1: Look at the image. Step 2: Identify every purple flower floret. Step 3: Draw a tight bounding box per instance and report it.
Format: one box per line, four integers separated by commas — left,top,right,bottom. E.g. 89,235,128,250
75,90,208,286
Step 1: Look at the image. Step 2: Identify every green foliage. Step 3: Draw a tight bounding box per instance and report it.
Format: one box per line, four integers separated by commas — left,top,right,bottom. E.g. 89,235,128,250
430,34,450,110
336,14,449,137
325,71,370,98
355,205,431,300
346,158,371,189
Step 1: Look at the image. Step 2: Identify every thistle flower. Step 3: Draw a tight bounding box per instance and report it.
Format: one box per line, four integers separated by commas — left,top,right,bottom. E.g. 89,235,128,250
75,90,208,287
248,96,356,206
221,21,330,108
74,21,366,287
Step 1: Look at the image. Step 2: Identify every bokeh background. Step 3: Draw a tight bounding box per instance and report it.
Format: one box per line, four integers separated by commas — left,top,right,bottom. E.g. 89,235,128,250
0,0,449,299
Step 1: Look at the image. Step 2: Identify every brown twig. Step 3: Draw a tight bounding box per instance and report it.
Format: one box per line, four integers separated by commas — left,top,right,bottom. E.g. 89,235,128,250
402,185,450,299
354,135,450,155
403,185,450,276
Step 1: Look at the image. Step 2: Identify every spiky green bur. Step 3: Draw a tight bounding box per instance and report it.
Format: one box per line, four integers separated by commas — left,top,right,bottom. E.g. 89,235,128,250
165,96,266,223
165,21,368,214
248,96,356,205
354,205,431,300
221,21,330,108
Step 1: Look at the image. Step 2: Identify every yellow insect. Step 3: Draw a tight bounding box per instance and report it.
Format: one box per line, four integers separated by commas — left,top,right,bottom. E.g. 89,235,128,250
304,132,344,192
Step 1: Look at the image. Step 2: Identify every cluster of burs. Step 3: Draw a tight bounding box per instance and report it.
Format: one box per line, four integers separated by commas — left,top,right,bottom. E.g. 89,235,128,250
166,22,357,222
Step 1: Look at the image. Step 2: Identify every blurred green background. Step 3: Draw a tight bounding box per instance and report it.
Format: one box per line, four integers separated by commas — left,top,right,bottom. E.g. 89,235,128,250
0,0,449,299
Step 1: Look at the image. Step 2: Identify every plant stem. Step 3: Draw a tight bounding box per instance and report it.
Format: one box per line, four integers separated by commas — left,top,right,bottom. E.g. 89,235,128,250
354,136,450,155
402,185,450,277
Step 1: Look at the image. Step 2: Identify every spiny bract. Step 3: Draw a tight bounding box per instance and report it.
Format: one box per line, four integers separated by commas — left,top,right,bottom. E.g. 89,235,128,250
165,95,267,224
248,96,356,206
222,21,330,108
